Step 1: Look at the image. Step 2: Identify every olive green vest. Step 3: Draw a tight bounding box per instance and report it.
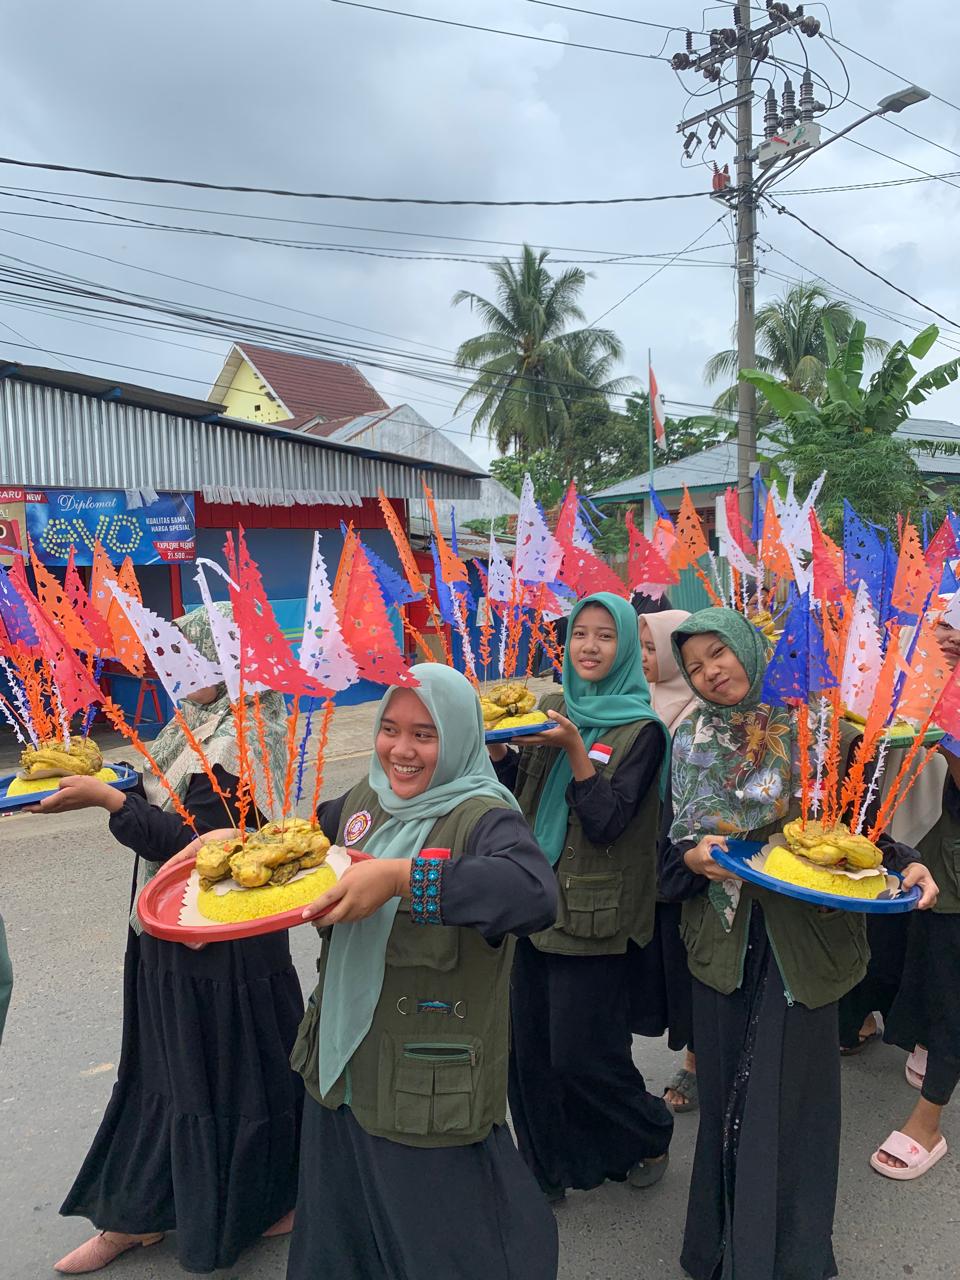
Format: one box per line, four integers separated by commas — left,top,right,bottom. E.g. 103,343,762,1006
916,780,960,914
515,693,661,957
290,782,516,1148
679,814,869,1010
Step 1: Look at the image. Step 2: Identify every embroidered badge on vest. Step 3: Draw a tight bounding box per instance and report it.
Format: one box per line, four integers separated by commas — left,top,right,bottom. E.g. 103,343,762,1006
344,810,372,846
588,743,613,765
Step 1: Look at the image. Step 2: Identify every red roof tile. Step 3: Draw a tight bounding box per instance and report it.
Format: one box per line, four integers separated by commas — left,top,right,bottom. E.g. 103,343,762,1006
236,343,389,429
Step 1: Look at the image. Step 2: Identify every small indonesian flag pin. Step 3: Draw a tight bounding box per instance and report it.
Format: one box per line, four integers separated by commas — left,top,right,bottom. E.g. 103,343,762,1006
588,743,613,765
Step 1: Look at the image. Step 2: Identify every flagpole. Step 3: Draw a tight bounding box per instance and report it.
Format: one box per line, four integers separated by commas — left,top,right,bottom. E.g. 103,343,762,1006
646,348,655,536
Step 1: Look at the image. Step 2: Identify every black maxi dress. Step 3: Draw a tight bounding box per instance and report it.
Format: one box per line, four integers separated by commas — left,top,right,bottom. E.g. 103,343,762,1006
498,726,675,1195
60,767,304,1275
286,794,560,1280
885,775,960,1107
661,830,919,1280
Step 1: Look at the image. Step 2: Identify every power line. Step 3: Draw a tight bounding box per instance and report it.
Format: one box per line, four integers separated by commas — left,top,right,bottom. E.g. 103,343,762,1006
0,153,712,206
822,34,960,118
783,169,960,195
763,197,960,330
330,0,670,60
519,1,684,33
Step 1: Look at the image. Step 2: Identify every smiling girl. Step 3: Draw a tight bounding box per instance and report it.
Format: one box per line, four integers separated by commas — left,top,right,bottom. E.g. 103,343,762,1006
490,592,674,1201
285,664,559,1280
660,607,937,1280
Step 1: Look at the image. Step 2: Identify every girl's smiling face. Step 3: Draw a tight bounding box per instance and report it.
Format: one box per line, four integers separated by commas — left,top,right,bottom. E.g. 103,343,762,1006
639,618,660,684
375,689,440,799
569,604,618,683
680,631,751,706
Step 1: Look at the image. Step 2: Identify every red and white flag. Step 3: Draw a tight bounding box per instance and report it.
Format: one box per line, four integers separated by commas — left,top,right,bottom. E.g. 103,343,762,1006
649,364,666,451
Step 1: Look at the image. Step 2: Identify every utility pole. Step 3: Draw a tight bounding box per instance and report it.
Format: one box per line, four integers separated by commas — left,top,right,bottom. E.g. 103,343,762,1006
734,11,756,523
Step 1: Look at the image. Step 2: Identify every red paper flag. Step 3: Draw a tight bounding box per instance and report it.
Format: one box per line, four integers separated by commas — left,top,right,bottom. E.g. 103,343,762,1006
341,540,419,687
924,516,958,577
553,486,629,598
932,657,960,739
64,549,114,654
892,523,935,617
10,565,102,717
229,529,329,698
809,511,846,604
723,486,756,557
626,509,679,590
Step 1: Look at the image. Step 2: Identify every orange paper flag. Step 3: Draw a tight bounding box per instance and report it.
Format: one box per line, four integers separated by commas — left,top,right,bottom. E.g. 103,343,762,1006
422,481,468,584
341,541,419,687
891,522,935,618
377,489,428,597
759,493,794,581
675,488,709,564
29,541,97,654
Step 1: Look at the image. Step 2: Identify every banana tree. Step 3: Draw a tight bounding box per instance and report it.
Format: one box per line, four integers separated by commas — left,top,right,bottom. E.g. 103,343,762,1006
742,322,960,533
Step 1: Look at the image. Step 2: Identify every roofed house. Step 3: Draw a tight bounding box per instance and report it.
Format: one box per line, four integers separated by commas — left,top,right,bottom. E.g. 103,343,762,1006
209,343,389,431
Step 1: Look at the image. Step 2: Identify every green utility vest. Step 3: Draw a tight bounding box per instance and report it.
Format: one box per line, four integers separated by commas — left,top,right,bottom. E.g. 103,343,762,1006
515,693,660,958
916,780,960,914
290,782,515,1149
679,812,870,1010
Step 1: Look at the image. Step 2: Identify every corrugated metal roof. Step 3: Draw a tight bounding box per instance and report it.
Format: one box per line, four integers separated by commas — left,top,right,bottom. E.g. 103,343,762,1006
0,375,483,502
591,417,960,504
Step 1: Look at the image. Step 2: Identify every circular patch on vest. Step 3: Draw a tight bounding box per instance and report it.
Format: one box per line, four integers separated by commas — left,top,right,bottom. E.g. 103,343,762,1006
344,810,372,846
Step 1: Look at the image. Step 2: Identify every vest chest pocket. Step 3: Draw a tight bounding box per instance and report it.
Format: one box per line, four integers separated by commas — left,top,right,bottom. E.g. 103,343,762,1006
379,1036,481,1136
386,908,460,971
559,871,622,939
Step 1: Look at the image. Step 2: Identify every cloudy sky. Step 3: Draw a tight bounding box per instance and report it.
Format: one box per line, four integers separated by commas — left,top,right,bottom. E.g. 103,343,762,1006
3,0,960,474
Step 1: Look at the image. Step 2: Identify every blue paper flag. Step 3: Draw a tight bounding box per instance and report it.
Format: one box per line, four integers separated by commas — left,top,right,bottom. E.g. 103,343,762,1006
762,591,836,705
942,559,959,594
341,522,421,607
649,486,671,525
751,471,768,545
0,565,38,648
430,540,458,626
843,501,886,609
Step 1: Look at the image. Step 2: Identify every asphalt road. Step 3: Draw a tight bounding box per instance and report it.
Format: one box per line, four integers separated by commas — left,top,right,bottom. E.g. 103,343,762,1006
1,697,957,1279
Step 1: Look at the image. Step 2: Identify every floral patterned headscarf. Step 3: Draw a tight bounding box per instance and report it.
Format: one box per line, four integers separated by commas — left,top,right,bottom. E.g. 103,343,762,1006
668,607,795,843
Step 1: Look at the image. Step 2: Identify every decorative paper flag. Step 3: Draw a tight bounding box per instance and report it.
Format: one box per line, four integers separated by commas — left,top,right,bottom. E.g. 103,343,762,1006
12,573,102,716
653,516,678,570
422,481,469,585
809,512,845,604
554,489,629,599
723,486,757,557
194,560,247,702
751,471,768,546
673,488,709,568
486,528,514,604
649,364,666,450
941,558,960,595
625,509,678,592
89,549,146,675
299,534,359,694
377,489,429,596
106,582,222,704
891,523,935,620
513,474,564,585
649,486,672,525
895,618,950,725
843,502,887,608
717,493,755,578
448,510,475,612
29,542,97,655
762,592,836,705
64,550,114,654
924,515,959,579
340,539,419,687
931,657,960,741
759,492,795,581
229,529,329,698
0,563,39,650
839,582,884,719
340,523,421,608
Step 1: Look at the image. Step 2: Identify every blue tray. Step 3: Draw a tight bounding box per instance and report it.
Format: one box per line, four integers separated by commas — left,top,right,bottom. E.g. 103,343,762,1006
485,720,559,744
0,762,139,813
713,838,921,914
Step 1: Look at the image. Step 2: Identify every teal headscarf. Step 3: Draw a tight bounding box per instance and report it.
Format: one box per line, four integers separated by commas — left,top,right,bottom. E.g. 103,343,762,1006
532,592,669,865
318,664,520,1098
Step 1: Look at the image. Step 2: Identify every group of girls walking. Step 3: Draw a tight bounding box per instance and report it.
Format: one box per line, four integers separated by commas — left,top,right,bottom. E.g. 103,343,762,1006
26,593,953,1280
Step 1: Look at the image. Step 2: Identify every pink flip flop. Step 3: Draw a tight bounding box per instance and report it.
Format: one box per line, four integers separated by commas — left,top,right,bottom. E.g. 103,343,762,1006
905,1046,928,1090
870,1130,948,1181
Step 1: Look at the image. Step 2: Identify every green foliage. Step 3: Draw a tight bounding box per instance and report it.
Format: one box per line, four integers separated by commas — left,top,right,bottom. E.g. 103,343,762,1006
704,281,889,421
745,322,960,536
452,245,630,456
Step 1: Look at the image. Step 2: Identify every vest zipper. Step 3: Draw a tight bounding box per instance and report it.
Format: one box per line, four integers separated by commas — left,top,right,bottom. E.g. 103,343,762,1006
765,929,795,1007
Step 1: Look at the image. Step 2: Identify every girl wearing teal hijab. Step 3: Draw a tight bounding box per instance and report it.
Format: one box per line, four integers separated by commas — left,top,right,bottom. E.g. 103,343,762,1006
490,592,674,1201
287,664,559,1280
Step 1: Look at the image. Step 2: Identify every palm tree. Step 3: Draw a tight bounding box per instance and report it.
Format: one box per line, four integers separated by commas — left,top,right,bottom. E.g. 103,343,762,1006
452,245,628,456
704,281,888,418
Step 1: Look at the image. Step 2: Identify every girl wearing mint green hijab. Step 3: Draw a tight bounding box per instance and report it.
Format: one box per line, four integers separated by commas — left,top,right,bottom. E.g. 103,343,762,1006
287,664,559,1280
490,592,674,1201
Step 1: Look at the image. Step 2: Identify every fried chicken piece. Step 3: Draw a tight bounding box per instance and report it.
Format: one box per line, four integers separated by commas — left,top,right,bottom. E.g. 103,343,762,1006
20,737,104,779
195,838,242,883
269,860,303,886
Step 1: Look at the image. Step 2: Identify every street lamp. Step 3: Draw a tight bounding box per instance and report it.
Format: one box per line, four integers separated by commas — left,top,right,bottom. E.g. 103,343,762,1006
877,85,931,114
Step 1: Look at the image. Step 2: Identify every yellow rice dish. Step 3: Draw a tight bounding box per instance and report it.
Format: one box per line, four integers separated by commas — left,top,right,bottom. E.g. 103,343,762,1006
197,863,337,923
763,844,888,900
6,767,119,797
492,711,549,732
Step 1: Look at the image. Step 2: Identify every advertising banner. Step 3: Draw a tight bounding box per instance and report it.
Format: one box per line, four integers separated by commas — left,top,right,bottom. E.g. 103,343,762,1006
25,489,196,565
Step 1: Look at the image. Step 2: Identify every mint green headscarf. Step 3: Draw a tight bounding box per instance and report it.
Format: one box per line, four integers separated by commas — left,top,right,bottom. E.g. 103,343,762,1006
318,664,520,1099
532,592,669,865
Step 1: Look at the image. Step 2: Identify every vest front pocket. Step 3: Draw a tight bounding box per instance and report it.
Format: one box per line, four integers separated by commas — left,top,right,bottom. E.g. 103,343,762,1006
560,871,623,939
381,1038,481,1137
386,909,461,971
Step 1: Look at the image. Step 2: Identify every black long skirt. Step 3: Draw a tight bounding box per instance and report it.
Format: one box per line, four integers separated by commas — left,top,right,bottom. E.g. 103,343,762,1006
885,910,960,1104
681,908,840,1280
61,927,305,1274
629,901,694,1050
508,937,674,1193
286,1096,558,1280
837,913,908,1049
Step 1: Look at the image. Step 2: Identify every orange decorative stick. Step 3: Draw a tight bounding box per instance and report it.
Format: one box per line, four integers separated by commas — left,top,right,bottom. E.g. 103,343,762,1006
101,697,198,834
309,698,336,825
251,691,276,815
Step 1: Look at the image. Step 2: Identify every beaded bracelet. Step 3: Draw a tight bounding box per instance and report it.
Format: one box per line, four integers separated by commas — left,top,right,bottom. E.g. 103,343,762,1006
409,855,444,925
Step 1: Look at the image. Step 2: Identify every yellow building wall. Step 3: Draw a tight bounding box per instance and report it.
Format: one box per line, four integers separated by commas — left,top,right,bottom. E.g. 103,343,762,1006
221,358,291,425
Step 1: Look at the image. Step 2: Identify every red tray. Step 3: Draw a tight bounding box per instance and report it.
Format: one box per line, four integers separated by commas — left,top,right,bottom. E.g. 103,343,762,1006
137,847,372,944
